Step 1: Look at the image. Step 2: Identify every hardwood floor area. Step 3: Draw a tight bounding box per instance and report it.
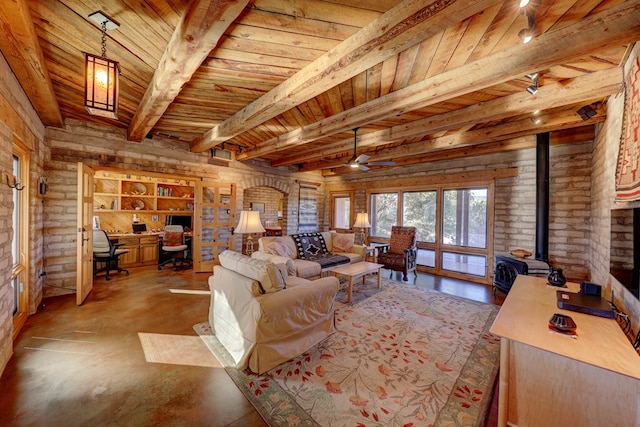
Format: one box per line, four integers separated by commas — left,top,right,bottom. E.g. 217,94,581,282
0,266,504,426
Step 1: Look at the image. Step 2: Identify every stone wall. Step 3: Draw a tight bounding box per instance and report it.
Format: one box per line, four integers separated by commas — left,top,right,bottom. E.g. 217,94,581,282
42,120,324,296
0,53,46,374
0,120,13,374
590,43,640,336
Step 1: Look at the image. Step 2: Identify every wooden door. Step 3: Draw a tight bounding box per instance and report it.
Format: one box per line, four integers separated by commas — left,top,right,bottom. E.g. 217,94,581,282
193,181,235,272
76,162,94,305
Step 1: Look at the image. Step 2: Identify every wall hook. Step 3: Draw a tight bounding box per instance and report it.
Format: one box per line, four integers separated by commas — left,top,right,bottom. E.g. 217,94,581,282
5,173,24,191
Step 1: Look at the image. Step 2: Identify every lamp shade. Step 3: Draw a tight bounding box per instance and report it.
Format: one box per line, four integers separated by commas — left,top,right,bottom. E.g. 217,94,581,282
84,52,119,119
235,210,266,234
353,212,371,228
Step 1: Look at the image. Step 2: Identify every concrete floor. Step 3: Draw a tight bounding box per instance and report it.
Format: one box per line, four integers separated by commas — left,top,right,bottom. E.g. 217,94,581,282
0,266,503,426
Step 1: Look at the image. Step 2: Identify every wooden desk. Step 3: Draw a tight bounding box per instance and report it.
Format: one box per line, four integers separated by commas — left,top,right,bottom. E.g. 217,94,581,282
490,275,640,427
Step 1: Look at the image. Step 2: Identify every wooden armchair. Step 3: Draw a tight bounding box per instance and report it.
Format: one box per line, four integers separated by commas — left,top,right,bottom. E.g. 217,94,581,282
378,226,417,281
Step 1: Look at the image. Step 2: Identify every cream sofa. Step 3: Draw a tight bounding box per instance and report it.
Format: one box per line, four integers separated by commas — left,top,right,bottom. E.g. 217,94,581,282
253,231,366,279
208,250,339,374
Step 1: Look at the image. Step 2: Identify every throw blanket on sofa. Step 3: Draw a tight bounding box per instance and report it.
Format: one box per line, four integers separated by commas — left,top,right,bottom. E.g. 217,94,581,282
292,233,350,269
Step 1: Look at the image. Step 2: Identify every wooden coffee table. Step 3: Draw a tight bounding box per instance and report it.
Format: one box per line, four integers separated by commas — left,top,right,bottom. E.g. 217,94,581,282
331,261,383,303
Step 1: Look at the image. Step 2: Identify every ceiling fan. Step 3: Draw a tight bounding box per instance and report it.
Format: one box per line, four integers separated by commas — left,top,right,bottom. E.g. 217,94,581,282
346,127,396,171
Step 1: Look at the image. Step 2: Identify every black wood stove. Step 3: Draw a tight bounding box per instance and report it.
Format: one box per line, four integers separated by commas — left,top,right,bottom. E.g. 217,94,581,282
493,254,550,295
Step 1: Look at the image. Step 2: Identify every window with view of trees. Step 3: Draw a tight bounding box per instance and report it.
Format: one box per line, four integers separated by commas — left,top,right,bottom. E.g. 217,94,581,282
370,192,398,238
403,191,437,243
442,188,487,248
365,184,492,283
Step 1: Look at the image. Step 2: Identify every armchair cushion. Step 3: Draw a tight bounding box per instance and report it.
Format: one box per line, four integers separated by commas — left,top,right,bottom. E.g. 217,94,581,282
389,226,417,253
219,250,285,294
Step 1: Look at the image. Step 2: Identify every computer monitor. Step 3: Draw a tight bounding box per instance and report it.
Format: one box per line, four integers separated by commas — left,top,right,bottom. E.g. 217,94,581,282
165,214,192,232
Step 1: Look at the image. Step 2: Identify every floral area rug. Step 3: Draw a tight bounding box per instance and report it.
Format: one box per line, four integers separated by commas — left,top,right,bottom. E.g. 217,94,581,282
194,278,500,427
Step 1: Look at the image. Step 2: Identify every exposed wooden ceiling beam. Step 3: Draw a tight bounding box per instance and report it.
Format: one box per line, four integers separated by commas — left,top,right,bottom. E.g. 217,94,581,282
189,0,502,152
0,0,62,127
321,126,596,176
300,104,605,172
238,1,640,161
127,0,250,142
282,66,619,168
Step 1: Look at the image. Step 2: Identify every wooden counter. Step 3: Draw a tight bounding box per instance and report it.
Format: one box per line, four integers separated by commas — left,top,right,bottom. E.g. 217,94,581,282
490,275,640,427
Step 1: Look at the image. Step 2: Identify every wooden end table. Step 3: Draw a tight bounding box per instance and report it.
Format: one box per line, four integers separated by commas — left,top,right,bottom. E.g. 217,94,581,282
331,261,383,303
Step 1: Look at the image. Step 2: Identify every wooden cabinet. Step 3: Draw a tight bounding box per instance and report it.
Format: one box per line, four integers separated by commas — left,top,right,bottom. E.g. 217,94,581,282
264,227,282,236
139,236,159,264
490,275,640,427
111,235,159,267
117,236,140,267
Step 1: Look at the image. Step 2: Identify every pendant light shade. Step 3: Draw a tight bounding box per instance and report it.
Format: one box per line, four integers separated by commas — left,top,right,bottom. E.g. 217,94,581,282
84,12,120,119
84,52,119,119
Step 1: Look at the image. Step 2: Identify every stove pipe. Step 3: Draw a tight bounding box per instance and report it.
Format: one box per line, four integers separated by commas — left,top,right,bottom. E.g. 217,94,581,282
535,132,550,262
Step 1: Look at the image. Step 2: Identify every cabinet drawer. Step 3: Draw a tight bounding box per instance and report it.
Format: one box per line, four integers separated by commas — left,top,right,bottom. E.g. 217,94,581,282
118,236,139,246
140,236,158,245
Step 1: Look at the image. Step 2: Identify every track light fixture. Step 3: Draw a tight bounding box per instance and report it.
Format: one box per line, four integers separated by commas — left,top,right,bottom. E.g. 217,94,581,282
517,0,538,44
577,104,597,121
525,73,539,95
518,28,533,44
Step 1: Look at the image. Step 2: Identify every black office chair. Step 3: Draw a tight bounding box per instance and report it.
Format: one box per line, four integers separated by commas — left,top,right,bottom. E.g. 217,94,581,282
158,225,192,270
93,229,130,280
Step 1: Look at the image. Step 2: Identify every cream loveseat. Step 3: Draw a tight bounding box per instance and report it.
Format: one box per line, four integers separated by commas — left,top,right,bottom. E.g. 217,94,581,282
208,250,339,374
253,231,366,279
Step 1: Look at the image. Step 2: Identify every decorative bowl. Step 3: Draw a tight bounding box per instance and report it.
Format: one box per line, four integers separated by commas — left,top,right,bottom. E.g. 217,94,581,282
510,249,532,258
131,183,147,195
548,313,576,332
131,199,145,210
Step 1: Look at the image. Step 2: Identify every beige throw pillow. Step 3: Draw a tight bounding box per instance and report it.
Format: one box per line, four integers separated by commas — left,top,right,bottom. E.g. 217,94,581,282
265,240,292,258
332,233,355,253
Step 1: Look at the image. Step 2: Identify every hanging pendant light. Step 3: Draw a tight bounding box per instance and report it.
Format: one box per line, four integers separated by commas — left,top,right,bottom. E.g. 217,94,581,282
84,12,120,119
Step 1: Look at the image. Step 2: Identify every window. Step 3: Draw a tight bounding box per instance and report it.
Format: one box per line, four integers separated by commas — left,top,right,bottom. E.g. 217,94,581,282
403,191,436,243
330,191,354,231
370,192,398,238
367,181,493,284
441,187,488,277
442,188,488,248
11,140,29,338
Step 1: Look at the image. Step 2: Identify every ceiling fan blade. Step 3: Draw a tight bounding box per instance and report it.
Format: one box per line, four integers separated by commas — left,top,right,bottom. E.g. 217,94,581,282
358,164,370,171
355,154,369,163
366,161,396,166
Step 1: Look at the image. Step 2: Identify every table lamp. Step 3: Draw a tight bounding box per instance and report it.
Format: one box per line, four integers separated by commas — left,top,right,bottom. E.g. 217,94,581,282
353,212,371,246
235,210,265,255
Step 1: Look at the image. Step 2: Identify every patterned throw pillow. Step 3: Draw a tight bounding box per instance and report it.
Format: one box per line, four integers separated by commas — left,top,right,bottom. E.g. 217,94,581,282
163,231,183,246
332,233,354,252
292,233,329,259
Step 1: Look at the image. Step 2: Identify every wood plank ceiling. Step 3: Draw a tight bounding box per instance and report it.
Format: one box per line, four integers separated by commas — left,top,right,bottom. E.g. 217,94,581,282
1,0,639,175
